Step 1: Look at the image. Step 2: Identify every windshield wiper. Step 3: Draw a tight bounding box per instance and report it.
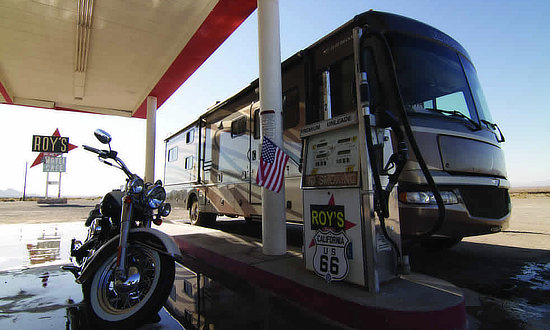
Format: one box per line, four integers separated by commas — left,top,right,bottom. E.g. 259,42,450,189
429,108,482,131
481,119,505,142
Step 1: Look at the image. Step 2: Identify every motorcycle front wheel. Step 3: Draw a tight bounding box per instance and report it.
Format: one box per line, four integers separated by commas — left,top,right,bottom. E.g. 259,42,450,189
83,244,175,328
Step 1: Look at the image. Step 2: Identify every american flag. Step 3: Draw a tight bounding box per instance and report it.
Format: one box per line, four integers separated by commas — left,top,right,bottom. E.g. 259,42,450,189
256,136,289,193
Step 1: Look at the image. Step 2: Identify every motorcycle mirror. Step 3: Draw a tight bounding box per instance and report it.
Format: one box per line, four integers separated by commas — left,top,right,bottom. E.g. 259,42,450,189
94,129,112,145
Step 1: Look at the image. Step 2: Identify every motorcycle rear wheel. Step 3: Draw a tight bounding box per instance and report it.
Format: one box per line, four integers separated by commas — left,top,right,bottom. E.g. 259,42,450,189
83,244,175,328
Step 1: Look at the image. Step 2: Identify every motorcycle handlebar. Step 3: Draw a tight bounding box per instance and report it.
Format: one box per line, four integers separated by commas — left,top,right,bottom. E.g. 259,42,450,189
83,144,112,159
83,144,102,154
84,144,134,178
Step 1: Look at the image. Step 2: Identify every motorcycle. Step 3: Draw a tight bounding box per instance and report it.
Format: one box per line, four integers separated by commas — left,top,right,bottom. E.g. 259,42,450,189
63,129,182,328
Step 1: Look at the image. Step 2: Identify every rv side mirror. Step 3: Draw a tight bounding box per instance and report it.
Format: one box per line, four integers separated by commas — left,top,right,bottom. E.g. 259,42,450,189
94,129,112,145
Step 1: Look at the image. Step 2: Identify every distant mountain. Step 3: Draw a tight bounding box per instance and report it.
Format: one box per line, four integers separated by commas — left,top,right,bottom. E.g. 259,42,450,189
0,189,22,198
512,179,550,188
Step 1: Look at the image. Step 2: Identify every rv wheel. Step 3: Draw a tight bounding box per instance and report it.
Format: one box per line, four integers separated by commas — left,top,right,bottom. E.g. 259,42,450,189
189,198,216,226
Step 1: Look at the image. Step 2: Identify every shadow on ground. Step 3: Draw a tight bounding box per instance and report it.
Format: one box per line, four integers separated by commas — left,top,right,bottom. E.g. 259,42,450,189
201,219,550,329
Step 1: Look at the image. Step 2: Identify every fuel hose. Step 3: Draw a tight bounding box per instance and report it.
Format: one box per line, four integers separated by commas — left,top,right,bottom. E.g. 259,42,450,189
376,32,446,238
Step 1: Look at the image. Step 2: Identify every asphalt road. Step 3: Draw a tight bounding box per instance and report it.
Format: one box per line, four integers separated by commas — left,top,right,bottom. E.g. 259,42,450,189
0,196,548,328
406,197,550,329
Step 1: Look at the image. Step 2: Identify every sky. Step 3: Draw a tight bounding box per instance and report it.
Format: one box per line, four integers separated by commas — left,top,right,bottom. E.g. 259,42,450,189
1,0,549,197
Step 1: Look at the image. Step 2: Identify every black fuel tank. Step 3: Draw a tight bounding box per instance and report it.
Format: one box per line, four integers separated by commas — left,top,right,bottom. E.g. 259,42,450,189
100,190,123,222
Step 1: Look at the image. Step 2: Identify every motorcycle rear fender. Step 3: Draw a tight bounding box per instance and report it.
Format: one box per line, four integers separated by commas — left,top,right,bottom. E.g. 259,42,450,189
76,228,182,284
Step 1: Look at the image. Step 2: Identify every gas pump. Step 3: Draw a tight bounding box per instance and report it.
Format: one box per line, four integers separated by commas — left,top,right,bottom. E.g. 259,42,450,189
301,113,402,292
301,28,406,293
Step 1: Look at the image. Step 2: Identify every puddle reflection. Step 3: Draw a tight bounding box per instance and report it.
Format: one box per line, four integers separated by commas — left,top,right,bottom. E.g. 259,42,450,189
166,263,346,330
513,262,550,291
26,229,61,265
167,264,265,329
0,266,83,329
0,265,184,330
65,304,184,330
503,261,550,326
0,223,87,271
483,296,550,329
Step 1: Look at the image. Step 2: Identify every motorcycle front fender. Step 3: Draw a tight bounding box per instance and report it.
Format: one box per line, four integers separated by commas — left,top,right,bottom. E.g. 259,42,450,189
76,228,182,284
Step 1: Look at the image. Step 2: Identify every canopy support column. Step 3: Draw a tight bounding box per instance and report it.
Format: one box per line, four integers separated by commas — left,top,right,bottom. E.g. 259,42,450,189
258,0,286,255
145,96,157,182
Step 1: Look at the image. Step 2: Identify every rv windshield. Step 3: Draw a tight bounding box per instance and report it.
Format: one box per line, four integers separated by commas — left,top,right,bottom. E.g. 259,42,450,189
387,33,492,124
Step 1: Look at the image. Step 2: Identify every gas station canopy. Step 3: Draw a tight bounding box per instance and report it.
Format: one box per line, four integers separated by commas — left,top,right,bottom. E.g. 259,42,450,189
0,0,257,118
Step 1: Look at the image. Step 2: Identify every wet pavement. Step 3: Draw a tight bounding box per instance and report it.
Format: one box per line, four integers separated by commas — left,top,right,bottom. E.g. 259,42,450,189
0,197,190,329
0,221,184,329
0,222,85,271
0,265,81,328
514,261,550,291
0,265,184,329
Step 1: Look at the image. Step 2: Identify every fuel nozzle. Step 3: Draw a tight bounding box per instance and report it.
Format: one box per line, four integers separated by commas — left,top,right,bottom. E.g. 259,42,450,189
384,140,408,194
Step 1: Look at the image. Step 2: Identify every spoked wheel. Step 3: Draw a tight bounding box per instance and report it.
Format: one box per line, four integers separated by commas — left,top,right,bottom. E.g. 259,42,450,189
83,244,175,328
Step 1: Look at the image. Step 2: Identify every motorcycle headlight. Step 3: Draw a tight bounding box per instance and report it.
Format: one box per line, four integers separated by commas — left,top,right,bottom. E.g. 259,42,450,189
146,185,166,209
129,177,144,194
160,203,171,217
399,191,458,205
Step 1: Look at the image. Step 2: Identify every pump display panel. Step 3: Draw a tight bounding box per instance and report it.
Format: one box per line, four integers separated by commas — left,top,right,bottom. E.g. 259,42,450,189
301,113,360,188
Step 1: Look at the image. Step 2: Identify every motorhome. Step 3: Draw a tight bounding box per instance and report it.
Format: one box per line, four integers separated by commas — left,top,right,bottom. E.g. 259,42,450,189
163,10,510,247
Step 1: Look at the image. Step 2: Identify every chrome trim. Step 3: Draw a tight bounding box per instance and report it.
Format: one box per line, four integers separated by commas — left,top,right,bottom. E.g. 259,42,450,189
322,70,332,120
400,170,510,188
411,125,499,147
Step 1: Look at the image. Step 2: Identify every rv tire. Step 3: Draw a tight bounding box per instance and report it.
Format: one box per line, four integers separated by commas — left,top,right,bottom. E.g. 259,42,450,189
189,198,216,226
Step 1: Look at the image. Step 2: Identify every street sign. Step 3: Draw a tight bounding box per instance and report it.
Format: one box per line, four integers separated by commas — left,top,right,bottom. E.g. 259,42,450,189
32,135,71,153
43,156,66,172
30,129,77,168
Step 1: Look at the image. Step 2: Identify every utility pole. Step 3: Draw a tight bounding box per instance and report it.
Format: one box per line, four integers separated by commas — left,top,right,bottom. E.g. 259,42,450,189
22,161,28,201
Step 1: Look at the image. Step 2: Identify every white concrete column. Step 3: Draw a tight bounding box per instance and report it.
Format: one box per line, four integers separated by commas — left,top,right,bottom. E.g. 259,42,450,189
257,0,286,255
145,96,157,182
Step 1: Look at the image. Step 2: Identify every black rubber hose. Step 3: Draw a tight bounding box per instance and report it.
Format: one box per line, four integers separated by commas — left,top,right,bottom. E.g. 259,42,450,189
376,33,446,237
363,115,402,259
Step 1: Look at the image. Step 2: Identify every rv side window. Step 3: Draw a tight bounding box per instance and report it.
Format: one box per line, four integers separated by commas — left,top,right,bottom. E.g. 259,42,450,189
204,126,213,166
231,116,247,138
185,156,193,170
311,56,356,123
253,109,260,139
186,129,194,144
167,147,178,162
283,87,299,129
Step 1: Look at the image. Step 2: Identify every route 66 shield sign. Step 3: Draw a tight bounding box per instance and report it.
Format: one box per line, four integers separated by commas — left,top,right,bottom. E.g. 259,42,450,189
312,229,350,282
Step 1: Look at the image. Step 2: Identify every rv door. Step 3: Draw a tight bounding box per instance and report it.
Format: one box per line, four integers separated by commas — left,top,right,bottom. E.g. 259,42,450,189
250,106,262,207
